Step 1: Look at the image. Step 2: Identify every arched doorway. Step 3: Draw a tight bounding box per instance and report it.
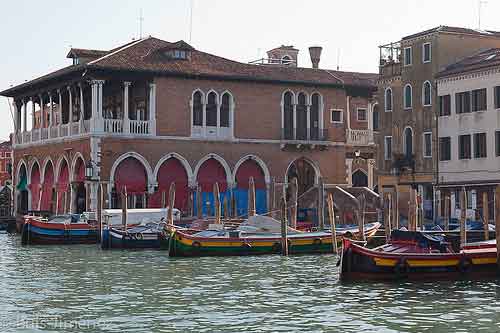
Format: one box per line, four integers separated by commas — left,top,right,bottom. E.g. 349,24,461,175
152,157,189,213
29,162,41,211
41,161,55,213
113,157,148,209
16,163,28,214
196,158,228,216
57,159,70,214
352,169,368,187
234,158,267,216
72,158,87,214
286,158,318,224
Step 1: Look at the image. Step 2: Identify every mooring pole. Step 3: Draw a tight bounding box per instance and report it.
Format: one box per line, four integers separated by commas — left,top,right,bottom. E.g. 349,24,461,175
495,185,500,271
444,195,450,232
327,193,337,253
196,185,202,219
214,182,221,224
280,195,288,256
394,185,399,229
248,177,256,217
97,183,102,242
460,188,466,248
223,194,229,220
168,182,176,226
269,177,276,219
483,191,489,241
383,193,391,243
122,187,128,231
290,177,298,229
318,177,325,230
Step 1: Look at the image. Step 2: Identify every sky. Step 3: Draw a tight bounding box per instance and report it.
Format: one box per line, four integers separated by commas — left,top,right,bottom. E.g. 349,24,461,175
1,0,498,141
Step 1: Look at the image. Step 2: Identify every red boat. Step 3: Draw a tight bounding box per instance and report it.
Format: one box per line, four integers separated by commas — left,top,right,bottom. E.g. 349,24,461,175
340,230,498,281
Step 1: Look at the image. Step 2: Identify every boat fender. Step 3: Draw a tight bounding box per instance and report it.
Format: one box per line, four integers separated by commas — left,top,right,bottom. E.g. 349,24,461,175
458,257,472,274
313,238,322,246
394,257,409,277
192,241,201,248
242,242,252,249
137,233,144,241
344,231,353,239
271,242,281,253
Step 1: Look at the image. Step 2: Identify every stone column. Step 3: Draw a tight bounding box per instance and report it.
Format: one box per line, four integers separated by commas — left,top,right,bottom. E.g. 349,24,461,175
79,83,85,133
346,158,353,186
148,82,156,135
306,103,311,140
367,102,374,144
48,93,53,138
67,86,73,134
31,97,35,141
39,94,44,132
216,97,221,137
292,102,297,140
57,90,62,137
22,99,27,132
368,159,375,189
123,82,131,134
91,80,104,133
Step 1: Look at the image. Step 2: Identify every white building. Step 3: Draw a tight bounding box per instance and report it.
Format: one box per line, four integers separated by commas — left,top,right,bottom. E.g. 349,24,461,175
436,48,500,220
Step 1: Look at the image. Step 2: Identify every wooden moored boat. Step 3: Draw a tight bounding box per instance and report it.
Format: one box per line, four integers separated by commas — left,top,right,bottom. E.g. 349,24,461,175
168,218,381,257
21,214,98,245
340,230,498,281
101,222,170,249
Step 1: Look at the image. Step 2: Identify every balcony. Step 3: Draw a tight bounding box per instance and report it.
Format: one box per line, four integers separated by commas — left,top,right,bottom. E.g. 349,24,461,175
280,127,329,151
392,153,416,175
379,41,402,78
346,129,374,146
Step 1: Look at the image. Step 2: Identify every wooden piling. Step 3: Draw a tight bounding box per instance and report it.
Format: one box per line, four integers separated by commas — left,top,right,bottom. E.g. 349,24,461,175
327,193,337,254
161,191,166,208
214,182,221,224
495,185,500,271
97,183,102,242
290,177,298,229
187,188,193,217
460,188,466,248
444,195,450,232
121,187,128,230
167,182,176,226
483,191,489,241
248,177,256,217
223,194,229,220
269,177,276,218
231,191,237,218
394,185,399,229
196,185,202,219
280,195,288,256
383,193,391,243
358,194,366,241
409,188,416,231
318,177,325,230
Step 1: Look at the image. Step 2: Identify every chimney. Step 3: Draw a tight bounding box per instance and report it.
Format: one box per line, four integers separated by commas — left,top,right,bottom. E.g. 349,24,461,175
309,46,323,69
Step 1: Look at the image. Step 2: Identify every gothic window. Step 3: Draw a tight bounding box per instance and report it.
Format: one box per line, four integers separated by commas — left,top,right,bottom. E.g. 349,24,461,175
206,92,217,127
220,93,231,128
193,91,203,126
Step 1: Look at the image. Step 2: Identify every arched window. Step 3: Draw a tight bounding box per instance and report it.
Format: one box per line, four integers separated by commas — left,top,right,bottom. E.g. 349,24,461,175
296,93,307,140
385,88,393,112
282,55,292,65
193,91,203,126
373,105,379,131
404,84,413,109
404,127,413,158
422,81,432,106
283,91,294,140
310,93,321,140
206,92,217,127
220,93,231,128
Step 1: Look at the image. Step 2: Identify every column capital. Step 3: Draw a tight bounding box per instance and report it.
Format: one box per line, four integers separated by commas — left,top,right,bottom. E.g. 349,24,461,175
149,82,156,88
91,79,105,86
124,81,132,87
67,85,72,92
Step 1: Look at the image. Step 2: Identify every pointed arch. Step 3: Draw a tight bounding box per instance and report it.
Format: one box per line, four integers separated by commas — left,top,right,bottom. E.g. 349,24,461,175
55,155,70,182
41,157,55,183
282,90,295,140
28,158,41,184
191,89,204,127
384,87,393,112
403,126,414,157
193,153,232,187
16,159,28,183
153,153,194,185
404,84,413,109
233,155,271,185
285,157,321,185
109,151,153,188
422,80,432,106
219,90,234,129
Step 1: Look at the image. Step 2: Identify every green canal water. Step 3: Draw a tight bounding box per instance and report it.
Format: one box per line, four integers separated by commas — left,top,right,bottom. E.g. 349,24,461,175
2,232,500,332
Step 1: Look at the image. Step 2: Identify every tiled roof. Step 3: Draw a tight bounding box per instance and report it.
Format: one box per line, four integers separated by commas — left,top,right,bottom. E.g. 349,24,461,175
402,25,500,41
66,48,108,59
436,48,500,78
1,37,377,97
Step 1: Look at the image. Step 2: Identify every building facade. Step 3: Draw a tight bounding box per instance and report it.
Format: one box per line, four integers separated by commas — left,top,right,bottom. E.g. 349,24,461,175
376,26,500,224
0,140,12,187
436,48,500,221
1,37,377,218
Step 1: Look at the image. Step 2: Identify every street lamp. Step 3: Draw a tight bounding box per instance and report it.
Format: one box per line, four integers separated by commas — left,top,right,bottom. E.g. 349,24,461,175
85,160,94,180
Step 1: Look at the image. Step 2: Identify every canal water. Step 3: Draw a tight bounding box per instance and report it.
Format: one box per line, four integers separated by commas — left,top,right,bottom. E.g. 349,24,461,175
2,232,500,333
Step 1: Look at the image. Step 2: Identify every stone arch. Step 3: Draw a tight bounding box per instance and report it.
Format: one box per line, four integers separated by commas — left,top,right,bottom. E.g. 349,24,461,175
70,152,86,183
41,157,55,184
233,155,270,216
41,158,55,212
15,160,29,214
109,151,154,187
55,155,70,183
153,153,194,185
28,158,41,184
232,154,270,185
193,153,232,187
285,157,321,186
352,168,368,188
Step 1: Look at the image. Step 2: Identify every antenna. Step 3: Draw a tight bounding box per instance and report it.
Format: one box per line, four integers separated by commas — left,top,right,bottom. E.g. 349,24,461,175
336,48,341,71
189,0,194,43
478,0,487,30
139,8,144,39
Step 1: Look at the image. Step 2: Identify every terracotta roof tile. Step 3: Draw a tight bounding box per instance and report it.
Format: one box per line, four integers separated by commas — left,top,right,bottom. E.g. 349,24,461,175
436,48,500,78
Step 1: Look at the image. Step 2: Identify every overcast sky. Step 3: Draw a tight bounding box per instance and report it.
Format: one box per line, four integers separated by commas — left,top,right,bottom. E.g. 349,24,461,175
1,0,498,140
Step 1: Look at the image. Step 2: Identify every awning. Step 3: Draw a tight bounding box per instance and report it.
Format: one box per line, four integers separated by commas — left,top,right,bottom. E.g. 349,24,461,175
16,175,27,191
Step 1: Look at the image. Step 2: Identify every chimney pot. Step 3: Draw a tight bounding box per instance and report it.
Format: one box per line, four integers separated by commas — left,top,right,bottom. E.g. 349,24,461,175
309,46,323,69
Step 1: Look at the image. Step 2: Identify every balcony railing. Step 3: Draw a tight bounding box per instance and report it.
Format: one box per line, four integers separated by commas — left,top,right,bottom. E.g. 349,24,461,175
281,128,328,142
347,129,373,146
104,119,123,133
130,120,150,135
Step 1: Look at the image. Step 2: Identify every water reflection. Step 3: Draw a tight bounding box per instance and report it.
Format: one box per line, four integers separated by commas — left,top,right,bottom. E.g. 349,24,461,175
1,233,500,332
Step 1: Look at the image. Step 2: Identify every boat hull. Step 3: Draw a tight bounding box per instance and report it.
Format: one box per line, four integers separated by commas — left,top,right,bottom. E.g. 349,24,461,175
21,218,98,245
340,238,499,281
101,228,170,249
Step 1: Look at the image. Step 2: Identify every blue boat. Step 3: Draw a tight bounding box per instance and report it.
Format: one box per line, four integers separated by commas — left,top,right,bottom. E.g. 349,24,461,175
101,221,170,249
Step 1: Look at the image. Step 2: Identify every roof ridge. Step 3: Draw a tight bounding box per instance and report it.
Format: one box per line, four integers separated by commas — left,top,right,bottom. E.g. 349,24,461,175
88,37,152,66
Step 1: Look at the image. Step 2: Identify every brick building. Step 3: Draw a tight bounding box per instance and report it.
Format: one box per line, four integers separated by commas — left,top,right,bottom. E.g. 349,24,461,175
1,37,377,218
0,140,12,187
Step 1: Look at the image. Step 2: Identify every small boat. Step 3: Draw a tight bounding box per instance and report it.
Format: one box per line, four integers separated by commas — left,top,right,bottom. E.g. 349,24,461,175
21,214,98,245
169,215,381,257
339,230,498,281
101,221,170,249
